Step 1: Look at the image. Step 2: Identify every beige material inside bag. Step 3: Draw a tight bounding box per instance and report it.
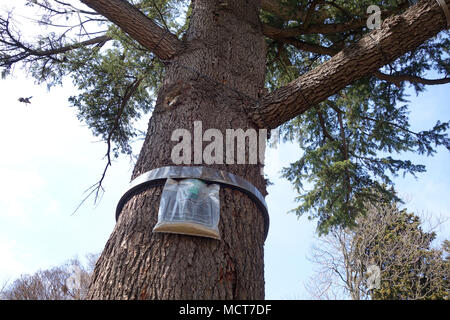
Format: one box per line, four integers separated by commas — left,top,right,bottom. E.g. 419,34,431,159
153,178,221,240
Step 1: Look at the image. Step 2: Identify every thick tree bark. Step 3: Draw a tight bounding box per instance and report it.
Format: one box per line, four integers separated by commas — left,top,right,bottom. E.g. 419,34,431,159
252,0,449,128
88,0,268,299
80,0,449,130
86,0,449,300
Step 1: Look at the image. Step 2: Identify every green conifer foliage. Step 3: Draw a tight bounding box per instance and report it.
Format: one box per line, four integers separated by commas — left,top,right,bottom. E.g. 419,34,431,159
1,0,448,233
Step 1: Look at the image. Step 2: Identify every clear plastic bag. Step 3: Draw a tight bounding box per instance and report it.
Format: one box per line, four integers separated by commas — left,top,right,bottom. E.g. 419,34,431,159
153,178,221,239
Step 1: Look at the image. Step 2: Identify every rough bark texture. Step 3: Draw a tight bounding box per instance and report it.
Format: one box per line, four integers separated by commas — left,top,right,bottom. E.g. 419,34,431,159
252,0,450,128
85,0,449,300
88,0,268,300
80,0,184,60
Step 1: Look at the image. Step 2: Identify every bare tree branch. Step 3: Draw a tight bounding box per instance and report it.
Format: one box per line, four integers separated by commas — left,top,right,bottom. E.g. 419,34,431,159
32,0,102,16
0,14,111,70
2,255,97,300
72,77,143,213
79,0,184,60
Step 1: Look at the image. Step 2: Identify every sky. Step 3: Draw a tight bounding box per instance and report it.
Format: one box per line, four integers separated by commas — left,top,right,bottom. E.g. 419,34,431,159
0,1,449,300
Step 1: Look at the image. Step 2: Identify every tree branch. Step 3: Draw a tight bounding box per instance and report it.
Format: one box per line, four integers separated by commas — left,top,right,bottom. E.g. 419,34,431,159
261,6,410,39
335,108,352,206
317,107,335,142
373,71,450,86
73,77,143,213
251,0,450,129
29,0,101,17
1,14,111,69
282,37,339,56
53,0,102,16
262,17,367,38
260,0,305,21
80,0,184,60
304,0,326,29
2,31,110,67
280,40,447,87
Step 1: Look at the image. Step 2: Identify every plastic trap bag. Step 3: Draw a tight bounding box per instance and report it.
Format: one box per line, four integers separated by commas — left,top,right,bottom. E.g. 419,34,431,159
153,178,221,239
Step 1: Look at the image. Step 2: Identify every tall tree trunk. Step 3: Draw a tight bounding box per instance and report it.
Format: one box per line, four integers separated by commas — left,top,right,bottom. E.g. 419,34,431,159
83,0,449,299
87,0,269,299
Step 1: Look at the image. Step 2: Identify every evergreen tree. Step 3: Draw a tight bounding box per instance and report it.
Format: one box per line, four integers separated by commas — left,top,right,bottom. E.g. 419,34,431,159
365,209,449,300
307,200,449,300
1,0,448,299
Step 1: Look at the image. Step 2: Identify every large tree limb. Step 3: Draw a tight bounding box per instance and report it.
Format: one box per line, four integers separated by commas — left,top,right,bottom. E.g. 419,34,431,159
33,0,101,16
261,0,331,22
262,8,406,38
282,38,340,56
252,0,450,129
80,0,184,60
282,40,447,87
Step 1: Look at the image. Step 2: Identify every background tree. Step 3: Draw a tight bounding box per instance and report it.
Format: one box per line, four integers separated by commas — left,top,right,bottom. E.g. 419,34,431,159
307,199,449,300
1,0,449,299
0,254,98,300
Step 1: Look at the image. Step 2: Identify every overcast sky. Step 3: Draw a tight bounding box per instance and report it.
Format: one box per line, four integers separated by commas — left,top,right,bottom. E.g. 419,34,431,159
0,0,449,300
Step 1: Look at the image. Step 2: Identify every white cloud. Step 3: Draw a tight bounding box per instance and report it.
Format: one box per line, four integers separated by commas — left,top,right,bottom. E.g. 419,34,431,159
0,76,105,168
264,144,281,178
0,166,45,225
0,237,30,286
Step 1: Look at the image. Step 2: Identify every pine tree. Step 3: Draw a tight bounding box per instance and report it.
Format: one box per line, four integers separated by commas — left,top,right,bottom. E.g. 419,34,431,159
1,0,448,299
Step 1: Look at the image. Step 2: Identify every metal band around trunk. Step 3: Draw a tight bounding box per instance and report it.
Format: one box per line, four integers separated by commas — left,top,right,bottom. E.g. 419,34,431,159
115,166,270,240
